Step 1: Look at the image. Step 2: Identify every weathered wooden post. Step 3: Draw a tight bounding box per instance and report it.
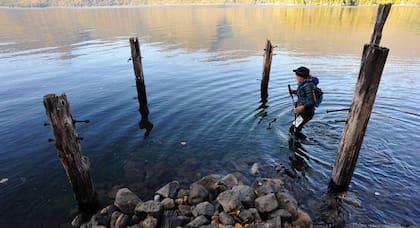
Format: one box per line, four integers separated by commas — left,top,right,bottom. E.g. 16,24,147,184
43,93,97,210
129,37,153,137
329,4,392,192
260,39,274,103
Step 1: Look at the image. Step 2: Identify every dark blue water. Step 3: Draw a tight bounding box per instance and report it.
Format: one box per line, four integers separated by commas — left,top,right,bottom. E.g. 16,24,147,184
0,6,419,226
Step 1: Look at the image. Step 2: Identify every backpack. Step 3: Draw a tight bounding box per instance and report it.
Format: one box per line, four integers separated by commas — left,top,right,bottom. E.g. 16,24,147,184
313,86,323,107
311,76,323,107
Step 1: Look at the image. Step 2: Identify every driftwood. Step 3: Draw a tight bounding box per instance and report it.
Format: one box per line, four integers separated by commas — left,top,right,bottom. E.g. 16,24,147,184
329,4,391,192
129,37,154,137
43,93,97,210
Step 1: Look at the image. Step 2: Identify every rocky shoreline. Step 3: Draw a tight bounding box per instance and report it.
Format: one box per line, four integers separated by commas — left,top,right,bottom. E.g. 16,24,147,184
77,173,312,228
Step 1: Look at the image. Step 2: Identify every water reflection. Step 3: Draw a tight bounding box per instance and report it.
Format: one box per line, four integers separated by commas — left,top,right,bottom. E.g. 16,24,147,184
0,6,419,60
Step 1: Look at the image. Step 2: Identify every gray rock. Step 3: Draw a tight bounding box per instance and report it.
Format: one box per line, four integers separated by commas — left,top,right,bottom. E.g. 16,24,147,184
266,216,282,227
94,213,111,226
161,198,176,210
222,174,238,188
248,208,262,223
188,183,209,205
127,225,140,228
253,178,284,196
251,163,260,176
247,224,266,228
255,193,279,213
192,201,215,217
267,209,292,222
135,200,163,218
177,204,193,217
131,214,141,224
141,215,158,228
154,194,161,202
106,204,118,216
219,212,235,225
186,215,209,228
199,224,218,228
222,225,235,228
232,185,256,208
114,214,130,228
276,192,298,220
293,209,312,228
110,211,122,228
156,181,180,199
114,188,142,214
194,175,226,201
194,175,222,189
216,190,242,212
177,189,189,199
237,209,254,224
176,215,192,225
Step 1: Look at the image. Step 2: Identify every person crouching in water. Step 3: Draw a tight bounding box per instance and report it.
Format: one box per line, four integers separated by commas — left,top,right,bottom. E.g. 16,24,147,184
289,66,316,140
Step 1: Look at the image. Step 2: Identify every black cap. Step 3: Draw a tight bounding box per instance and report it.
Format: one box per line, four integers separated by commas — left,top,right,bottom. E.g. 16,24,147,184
293,66,310,78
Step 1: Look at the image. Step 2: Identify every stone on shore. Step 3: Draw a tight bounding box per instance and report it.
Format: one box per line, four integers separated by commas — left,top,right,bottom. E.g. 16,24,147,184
222,174,238,188
186,215,209,228
188,183,209,205
232,185,256,208
114,188,142,214
141,215,158,228
255,193,279,213
156,180,180,199
135,200,162,218
192,201,215,217
219,211,235,225
216,190,243,212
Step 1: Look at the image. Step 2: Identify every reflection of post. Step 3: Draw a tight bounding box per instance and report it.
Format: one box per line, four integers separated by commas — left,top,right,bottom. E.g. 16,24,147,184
329,4,391,193
43,94,97,210
260,39,273,103
129,37,153,137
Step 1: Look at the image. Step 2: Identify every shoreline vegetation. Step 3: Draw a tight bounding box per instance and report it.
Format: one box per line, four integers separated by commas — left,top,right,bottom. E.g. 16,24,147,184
1,0,419,7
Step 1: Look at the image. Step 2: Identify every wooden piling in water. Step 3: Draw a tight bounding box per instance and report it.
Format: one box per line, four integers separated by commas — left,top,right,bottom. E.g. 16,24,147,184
129,37,153,136
260,39,273,103
329,4,391,193
43,93,97,210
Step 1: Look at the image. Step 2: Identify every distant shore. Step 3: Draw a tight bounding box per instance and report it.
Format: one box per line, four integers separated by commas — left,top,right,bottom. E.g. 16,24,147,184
1,1,419,8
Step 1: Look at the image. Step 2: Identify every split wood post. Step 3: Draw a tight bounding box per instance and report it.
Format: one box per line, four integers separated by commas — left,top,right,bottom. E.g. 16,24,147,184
329,4,391,193
43,93,97,210
260,39,274,103
129,37,153,136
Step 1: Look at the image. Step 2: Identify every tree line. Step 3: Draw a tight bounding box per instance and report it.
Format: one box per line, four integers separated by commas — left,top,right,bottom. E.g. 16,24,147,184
0,0,416,7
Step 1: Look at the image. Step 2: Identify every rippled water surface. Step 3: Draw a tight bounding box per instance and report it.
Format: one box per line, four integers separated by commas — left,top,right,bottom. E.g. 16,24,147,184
0,6,419,226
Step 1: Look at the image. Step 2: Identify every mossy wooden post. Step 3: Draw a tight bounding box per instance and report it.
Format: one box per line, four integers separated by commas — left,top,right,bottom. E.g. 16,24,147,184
43,93,97,210
329,4,391,192
129,37,153,136
260,39,273,103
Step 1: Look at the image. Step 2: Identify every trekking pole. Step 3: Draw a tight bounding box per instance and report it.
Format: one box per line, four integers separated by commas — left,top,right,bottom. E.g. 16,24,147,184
288,84,297,133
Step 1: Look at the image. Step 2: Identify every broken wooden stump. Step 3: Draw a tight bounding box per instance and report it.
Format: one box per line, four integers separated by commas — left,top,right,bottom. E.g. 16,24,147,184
329,4,391,193
129,37,154,137
260,39,274,104
43,93,97,212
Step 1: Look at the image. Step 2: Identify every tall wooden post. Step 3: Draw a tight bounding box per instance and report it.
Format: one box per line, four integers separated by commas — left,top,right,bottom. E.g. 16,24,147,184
43,94,97,210
329,4,391,192
260,39,273,103
129,37,153,137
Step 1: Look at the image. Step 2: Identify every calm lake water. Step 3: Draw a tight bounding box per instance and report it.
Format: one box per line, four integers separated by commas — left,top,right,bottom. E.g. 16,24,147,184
0,5,419,226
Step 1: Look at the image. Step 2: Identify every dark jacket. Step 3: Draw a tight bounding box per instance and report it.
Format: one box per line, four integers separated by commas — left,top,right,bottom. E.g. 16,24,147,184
294,80,315,114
